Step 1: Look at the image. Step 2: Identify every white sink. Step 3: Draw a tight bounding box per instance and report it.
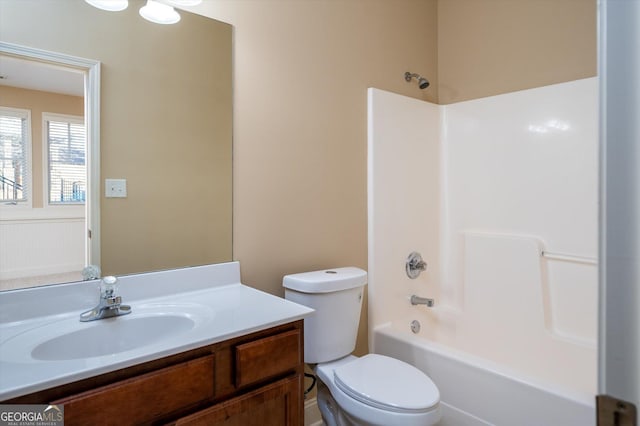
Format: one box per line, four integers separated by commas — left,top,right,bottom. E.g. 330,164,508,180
0,262,314,401
32,314,195,361
0,303,213,363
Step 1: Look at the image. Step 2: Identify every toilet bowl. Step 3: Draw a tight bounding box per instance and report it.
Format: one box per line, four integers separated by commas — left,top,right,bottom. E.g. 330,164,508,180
315,355,441,426
283,267,441,426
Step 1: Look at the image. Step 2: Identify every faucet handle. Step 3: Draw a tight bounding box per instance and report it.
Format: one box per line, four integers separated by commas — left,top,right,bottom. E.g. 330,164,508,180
80,275,130,321
100,276,118,298
406,252,427,279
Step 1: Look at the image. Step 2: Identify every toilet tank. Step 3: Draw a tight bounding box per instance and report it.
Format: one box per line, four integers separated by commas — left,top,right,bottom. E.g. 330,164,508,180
283,267,367,364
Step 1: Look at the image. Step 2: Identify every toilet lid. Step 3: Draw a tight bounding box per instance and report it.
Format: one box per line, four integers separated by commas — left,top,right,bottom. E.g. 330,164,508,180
333,354,439,413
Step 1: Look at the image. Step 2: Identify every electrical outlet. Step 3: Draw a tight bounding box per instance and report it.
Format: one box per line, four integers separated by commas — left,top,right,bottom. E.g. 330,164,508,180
105,178,127,198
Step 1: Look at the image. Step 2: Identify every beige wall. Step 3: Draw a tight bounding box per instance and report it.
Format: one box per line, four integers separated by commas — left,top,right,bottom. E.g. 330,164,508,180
0,86,83,208
438,0,597,104
195,0,439,356
0,0,232,277
192,0,596,355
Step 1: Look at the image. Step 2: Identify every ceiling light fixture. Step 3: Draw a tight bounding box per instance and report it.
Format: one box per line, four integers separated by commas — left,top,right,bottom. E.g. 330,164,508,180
85,0,203,25
84,0,129,12
139,0,181,25
166,0,202,5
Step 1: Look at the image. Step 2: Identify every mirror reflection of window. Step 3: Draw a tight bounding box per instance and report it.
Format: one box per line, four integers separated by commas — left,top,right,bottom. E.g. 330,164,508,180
0,107,30,205
45,114,86,205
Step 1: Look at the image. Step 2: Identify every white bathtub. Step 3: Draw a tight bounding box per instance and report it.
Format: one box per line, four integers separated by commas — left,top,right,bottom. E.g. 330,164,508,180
367,81,599,426
372,324,595,426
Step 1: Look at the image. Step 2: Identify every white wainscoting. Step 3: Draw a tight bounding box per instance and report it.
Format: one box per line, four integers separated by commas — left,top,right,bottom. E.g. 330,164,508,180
0,215,85,280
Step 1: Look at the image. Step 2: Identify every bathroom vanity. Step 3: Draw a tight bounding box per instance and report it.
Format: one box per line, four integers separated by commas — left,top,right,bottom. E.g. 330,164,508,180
6,321,303,425
0,263,313,425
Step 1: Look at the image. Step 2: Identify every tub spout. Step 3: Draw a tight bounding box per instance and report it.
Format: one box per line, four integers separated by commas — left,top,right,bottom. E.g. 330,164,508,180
411,295,435,307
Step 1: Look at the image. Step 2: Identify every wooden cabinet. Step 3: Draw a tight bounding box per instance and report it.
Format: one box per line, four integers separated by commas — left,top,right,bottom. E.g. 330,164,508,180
171,375,301,426
55,356,216,425
3,321,304,426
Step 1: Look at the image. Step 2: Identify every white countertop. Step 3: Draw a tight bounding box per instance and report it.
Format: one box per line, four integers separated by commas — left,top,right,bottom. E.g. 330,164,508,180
0,262,313,400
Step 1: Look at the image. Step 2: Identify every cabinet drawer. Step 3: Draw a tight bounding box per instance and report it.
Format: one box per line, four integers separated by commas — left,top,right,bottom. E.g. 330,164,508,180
235,329,301,388
171,376,302,426
54,355,214,425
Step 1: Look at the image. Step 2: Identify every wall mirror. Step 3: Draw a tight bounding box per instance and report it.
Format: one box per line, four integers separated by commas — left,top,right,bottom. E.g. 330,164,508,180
0,0,233,291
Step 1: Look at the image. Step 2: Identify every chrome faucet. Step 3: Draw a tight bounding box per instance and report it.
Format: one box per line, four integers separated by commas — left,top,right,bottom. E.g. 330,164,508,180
410,295,435,307
80,276,131,322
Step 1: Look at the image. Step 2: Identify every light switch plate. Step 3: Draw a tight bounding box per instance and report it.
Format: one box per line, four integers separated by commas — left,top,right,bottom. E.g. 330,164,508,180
105,178,127,198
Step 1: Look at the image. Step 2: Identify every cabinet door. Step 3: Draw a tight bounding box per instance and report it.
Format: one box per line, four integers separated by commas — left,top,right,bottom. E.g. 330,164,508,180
234,328,302,388
172,375,302,426
53,355,215,426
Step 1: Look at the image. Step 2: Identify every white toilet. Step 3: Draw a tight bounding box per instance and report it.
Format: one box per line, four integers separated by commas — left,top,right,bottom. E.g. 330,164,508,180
283,267,441,426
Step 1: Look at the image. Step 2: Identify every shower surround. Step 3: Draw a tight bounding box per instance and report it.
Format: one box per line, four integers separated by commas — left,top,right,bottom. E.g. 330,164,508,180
367,78,597,425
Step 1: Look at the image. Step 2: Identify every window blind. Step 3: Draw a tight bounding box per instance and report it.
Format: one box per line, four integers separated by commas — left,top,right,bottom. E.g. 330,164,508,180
0,109,29,203
47,119,86,204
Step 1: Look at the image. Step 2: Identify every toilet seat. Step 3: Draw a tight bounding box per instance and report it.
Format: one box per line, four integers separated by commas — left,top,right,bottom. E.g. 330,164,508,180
333,354,439,414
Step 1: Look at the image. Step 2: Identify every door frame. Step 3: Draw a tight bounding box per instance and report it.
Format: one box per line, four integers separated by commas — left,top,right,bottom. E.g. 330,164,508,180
0,41,101,269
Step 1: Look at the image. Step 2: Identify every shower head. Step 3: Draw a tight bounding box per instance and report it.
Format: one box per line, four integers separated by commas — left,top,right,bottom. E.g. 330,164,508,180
404,71,430,90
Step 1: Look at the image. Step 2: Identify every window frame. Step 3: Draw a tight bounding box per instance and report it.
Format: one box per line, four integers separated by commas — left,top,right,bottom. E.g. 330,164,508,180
42,112,86,210
0,105,32,211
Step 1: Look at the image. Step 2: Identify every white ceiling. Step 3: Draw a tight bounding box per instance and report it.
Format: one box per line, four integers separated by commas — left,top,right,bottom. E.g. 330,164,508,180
0,54,84,97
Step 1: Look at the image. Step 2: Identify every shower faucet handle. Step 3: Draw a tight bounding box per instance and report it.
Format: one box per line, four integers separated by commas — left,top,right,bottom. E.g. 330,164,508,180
406,252,427,279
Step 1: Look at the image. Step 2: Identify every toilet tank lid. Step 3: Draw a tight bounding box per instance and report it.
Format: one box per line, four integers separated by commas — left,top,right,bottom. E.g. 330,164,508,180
283,267,367,293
